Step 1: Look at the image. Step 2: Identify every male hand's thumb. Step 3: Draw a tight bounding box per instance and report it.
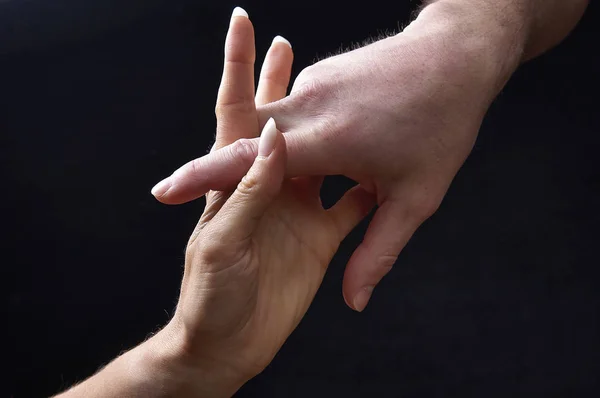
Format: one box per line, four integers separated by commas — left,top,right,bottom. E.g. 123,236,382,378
211,118,285,241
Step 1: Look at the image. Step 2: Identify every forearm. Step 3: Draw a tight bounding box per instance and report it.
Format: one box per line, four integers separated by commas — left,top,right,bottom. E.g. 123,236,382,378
499,0,588,61
55,324,242,398
422,0,589,61
395,0,588,99
54,338,179,398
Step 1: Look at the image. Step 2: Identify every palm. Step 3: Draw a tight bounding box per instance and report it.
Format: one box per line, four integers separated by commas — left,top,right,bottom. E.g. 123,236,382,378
239,180,339,366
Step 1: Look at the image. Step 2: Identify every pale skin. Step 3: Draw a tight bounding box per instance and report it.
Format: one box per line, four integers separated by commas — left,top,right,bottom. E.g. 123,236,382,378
152,0,589,312
57,9,374,398
55,1,589,396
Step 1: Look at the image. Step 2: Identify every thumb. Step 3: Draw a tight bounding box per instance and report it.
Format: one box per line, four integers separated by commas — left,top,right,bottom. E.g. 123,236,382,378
342,199,420,312
211,118,285,242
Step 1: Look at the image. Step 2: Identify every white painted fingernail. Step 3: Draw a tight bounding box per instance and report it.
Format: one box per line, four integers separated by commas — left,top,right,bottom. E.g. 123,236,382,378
151,177,171,197
258,118,278,158
272,35,292,48
231,7,249,19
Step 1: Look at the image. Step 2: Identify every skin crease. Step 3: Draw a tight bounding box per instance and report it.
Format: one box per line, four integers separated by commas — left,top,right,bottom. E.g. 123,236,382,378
57,10,375,398
152,0,589,312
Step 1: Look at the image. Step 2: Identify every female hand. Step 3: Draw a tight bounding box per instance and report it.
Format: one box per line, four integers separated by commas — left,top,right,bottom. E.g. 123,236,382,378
165,8,376,396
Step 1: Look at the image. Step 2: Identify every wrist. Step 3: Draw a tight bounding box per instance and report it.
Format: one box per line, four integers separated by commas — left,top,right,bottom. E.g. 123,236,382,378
137,322,247,398
56,321,247,398
403,0,531,96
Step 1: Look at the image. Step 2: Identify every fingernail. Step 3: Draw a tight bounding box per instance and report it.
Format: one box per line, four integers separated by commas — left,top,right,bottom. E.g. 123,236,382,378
231,6,249,19
272,35,292,48
353,286,374,312
151,178,172,197
258,118,278,158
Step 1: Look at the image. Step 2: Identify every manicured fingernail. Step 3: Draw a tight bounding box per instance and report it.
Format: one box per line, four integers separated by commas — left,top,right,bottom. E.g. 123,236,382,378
231,6,249,19
151,178,172,197
258,118,278,158
272,35,291,48
353,286,374,312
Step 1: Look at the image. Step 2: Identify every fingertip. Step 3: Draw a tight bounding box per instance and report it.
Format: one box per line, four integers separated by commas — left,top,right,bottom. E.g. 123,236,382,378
152,178,200,206
258,118,279,158
342,244,371,312
224,6,255,63
272,122,287,161
216,127,285,240
353,286,374,312
258,119,287,164
272,35,292,49
255,125,287,200
342,201,416,313
231,6,249,19
150,182,187,205
151,178,171,198
342,277,374,313
341,240,391,313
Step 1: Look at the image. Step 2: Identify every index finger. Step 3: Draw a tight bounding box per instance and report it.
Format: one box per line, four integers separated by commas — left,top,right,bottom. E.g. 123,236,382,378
214,7,259,151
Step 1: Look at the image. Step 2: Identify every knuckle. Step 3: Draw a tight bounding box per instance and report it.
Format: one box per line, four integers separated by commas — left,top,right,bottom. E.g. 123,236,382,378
186,224,253,272
360,240,398,276
198,244,224,265
410,192,442,222
291,66,333,101
296,65,315,85
214,103,223,118
262,68,288,87
292,66,315,88
236,171,261,197
215,98,255,118
187,231,228,266
229,138,257,162
189,157,201,176
376,253,397,276
192,245,227,267
294,78,326,101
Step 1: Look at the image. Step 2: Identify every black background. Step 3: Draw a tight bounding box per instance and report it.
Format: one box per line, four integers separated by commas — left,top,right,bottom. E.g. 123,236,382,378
2,1,599,397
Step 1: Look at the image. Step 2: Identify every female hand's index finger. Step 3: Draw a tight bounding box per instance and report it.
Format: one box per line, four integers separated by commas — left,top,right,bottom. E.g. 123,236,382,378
214,7,259,150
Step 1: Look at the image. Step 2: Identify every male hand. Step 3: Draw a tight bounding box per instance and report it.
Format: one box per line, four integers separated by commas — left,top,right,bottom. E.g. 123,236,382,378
151,2,568,311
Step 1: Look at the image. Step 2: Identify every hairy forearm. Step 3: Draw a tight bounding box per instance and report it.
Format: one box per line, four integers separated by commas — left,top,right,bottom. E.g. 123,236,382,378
54,324,242,398
395,0,588,99
422,0,589,61
518,0,589,60
55,339,179,398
